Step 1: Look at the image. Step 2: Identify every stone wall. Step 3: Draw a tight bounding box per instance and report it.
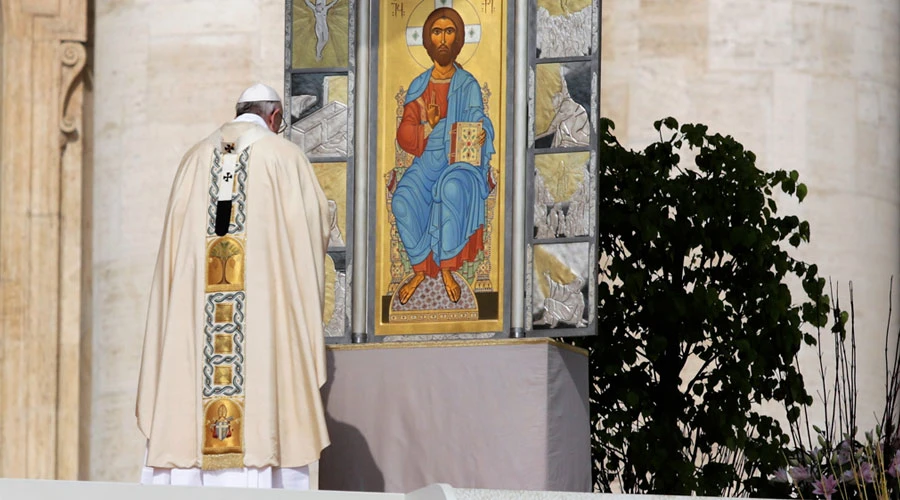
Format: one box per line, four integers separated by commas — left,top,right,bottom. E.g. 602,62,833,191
0,0,88,481
601,0,900,430
90,0,285,482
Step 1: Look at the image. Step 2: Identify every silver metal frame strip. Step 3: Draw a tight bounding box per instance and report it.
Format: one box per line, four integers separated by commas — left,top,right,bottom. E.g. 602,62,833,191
351,0,370,343
510,0,529,338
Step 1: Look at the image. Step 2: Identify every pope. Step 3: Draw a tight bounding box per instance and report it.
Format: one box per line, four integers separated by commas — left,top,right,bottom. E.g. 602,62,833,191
136,83,330,489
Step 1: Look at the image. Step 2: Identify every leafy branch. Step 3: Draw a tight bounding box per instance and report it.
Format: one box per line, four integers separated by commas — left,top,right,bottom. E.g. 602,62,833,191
574,117,828,496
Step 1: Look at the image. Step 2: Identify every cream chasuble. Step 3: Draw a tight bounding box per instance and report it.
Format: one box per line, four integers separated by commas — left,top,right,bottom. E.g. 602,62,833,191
137,119,331,471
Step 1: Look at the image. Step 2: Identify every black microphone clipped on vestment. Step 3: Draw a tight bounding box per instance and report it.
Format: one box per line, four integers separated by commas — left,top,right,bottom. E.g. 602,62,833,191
215,200,232,236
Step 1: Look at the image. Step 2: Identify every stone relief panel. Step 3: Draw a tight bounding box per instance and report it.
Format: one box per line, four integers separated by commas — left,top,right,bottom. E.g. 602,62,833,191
311,161,347,337
324,252,347,337
533,152,591,239
535,0,594,58
288,0,356,343
311,162,348,248
290,73,349,158
526,0,597,337
533,62,592,149
532,242,591,329
292,0,350,68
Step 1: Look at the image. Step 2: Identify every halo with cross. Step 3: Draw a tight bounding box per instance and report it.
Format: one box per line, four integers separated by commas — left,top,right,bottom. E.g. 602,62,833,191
405,0,483,69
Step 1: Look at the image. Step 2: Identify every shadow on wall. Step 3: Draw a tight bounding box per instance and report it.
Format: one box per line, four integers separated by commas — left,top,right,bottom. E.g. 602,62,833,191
319,350,386,492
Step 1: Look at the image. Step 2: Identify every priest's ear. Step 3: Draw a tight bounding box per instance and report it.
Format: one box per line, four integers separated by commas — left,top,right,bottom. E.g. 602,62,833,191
269,106,286,134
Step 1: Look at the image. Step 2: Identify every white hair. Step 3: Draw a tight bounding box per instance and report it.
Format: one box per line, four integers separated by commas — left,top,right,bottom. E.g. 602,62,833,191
235,100,280,118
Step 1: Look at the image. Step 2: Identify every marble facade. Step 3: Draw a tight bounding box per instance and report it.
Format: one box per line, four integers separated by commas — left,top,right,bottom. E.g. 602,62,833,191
600,0,900,428
0,0,88,480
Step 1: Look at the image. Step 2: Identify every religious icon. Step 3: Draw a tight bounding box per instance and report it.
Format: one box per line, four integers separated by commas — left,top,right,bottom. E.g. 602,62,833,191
392,7,495,306
375,0,508,335
210,403,235,441
203,398,243,454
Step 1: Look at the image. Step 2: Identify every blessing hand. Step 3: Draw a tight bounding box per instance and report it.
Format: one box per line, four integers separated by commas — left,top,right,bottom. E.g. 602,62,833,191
426,91,440,127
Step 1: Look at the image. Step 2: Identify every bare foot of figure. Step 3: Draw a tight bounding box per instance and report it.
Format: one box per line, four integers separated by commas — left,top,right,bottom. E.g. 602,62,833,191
441,269,461,303
398,272,426,304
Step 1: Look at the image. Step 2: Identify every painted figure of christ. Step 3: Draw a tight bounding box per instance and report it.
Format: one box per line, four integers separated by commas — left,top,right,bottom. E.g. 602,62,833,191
392,7,496,304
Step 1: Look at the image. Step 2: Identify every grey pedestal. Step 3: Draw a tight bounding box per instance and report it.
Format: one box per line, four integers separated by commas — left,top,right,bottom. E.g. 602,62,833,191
319,338,590,493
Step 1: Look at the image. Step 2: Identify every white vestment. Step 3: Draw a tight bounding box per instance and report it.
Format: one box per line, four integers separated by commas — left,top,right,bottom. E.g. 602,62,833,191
137,113,330,489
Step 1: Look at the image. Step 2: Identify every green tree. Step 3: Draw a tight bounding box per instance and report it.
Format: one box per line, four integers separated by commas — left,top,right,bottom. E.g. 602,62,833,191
574,117,829,496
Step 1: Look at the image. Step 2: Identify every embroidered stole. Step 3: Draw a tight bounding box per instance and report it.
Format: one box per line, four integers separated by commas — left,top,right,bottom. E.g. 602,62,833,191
201,126,269,470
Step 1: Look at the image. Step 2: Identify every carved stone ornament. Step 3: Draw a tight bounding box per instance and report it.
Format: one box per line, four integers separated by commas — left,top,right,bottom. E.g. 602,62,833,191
59,41,87,142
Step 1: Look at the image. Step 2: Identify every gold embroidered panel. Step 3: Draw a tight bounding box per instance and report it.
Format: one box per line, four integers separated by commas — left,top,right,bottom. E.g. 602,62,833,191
201,147,251,469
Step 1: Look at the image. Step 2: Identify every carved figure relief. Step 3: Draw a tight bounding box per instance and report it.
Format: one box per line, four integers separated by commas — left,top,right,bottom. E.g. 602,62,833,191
534,62,592,149
324,271,347,337
536,73,590,148
531,242,590,329
533,153,591,239
534,272,586,328
305,0,340,61
293,0,350,68
535,0,593,58
327,199,345,247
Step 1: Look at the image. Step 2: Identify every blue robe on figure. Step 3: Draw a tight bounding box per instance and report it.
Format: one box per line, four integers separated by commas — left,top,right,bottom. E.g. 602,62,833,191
392,64,496,276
